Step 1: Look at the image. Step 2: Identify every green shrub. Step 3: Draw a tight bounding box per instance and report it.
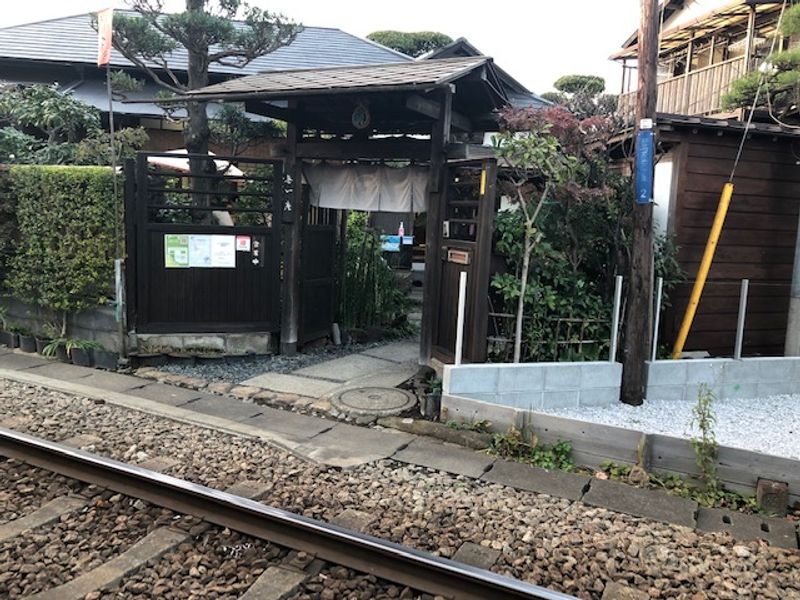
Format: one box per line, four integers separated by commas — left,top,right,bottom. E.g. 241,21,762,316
338,211,411,331
4,166,118,329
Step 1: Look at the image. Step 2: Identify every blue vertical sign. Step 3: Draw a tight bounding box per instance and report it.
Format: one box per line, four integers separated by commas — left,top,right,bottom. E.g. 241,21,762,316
635,129,655,204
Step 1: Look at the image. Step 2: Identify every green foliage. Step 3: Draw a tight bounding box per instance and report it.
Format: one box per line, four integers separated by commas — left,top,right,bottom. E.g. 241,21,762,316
721,71,763,111
691,384,721,495
781,3,800,37
109,70,145,96
338,212,411,331
488,427,574,471
74,127,150,166
366,31,452,58
4,166,117,323
0,84,100,145
210,103,285,155
445,419,490,433
548,74,618,119
599,461,759,511
0,127,38,163
0,84,148,165
554,74,606,96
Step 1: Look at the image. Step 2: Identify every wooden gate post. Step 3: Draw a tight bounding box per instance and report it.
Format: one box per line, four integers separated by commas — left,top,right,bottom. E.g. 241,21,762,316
419,88,452,366
281,105,303,355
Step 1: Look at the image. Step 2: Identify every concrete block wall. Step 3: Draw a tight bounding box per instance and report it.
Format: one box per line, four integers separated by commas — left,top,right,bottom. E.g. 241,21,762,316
132,332,274,355
645,357,800,402
2,295,120,351
442,361,623,412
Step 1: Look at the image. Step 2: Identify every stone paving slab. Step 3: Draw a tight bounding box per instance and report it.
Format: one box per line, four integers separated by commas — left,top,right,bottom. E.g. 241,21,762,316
452,541,501,570
78,371,146,393
392,437,494,478
28,526,190,600
583,478,698,528
0,496,87,542
240,372,342,397
481,459,590,502
0,352,49,370
294,423,414,467
184,394,263,422
24,362,96,381
239,565,307,600
125,382,204,406
361,341,420,364
293,354,395,382
329,361,419,396
245,407,334,443
331,508,376,532
696,506,798,549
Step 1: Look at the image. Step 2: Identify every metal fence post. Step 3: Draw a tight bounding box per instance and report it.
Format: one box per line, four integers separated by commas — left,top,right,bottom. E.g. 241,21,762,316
609,275,623,363
454,271,468,365
650,276,664,362
734,278,749,359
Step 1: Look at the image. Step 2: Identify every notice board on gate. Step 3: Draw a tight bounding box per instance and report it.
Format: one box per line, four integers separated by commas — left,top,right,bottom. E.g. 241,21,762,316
164,234,240,268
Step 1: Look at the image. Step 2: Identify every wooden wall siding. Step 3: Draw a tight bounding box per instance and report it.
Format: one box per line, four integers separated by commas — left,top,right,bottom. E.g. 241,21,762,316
664,132,800,357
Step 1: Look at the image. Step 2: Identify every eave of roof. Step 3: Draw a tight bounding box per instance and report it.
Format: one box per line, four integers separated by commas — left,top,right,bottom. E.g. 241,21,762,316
178,56,493,102
614,112,800,141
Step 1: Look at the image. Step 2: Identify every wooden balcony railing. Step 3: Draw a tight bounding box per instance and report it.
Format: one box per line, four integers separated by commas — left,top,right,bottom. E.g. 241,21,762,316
617,56,748,121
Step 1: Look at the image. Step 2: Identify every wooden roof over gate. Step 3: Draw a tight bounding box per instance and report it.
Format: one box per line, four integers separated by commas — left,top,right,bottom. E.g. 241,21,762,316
185,56,499,100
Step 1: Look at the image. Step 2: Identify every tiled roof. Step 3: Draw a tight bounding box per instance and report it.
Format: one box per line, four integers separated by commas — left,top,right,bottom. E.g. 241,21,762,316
0,10,410,75
187,56,490,99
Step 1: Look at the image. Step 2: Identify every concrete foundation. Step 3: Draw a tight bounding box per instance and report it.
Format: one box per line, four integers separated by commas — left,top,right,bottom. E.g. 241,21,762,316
130,332,274,355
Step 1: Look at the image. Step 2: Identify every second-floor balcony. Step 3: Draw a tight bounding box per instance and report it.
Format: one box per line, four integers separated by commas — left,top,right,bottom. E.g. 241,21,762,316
618,55,748,121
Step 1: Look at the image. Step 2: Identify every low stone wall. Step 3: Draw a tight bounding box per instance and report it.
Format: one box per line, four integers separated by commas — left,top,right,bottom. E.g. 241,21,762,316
442,361,622,413
131,332,274,355
441,393,800,505
2,295,120,352
645,357,800,402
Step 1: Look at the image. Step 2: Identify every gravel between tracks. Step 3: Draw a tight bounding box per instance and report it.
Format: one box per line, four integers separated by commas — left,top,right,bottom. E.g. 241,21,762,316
1,379,799,600
0,459,85,525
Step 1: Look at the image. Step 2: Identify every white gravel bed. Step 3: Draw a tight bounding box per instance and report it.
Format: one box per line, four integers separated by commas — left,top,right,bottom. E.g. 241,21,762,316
541,394,800,460
1,379,799,600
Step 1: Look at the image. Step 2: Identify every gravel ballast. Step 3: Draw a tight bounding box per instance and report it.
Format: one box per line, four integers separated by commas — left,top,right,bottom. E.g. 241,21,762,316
1,379,799,599
541,394,800,460
0,460,85,525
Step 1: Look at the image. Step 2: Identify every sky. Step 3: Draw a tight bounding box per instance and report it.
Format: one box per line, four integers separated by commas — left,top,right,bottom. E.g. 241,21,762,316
0,0,642,94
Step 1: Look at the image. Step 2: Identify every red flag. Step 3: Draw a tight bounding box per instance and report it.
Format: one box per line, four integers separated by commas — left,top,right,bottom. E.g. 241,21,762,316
97,8,113,67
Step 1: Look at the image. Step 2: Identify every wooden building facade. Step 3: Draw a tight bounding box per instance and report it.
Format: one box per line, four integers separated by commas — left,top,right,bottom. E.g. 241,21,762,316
647,115,800,356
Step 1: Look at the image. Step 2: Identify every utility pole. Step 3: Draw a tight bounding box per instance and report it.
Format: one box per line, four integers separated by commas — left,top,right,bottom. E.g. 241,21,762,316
620,0,658,405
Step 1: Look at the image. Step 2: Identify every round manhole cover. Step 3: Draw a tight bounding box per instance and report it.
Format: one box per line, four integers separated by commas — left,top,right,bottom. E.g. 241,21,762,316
330,387,417,418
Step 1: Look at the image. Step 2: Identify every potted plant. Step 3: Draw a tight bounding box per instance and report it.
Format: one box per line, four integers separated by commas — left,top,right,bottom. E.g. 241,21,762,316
18,328,37,353
424,376,443,420
67,339,100,367
36,322,60,355
92,345,119,370
0,307,19,348
42,338,69,362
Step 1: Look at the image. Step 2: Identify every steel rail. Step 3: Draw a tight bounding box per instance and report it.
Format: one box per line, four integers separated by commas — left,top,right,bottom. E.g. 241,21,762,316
0,427,575,600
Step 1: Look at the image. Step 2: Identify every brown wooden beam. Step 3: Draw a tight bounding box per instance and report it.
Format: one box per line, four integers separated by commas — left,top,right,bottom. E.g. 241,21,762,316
405,94,472,132
419,88,452,366
280,100,304,356
296,138,431,160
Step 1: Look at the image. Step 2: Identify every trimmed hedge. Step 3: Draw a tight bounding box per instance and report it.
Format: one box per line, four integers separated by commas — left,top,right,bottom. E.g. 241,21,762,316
4,165,118,316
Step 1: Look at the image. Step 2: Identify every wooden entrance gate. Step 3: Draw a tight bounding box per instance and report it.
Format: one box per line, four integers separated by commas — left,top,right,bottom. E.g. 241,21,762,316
125,152,283,334
299,204,338,344
432,159,497,363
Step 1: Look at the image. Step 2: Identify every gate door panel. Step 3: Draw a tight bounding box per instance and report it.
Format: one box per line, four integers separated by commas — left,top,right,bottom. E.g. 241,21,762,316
128,152,282,334
299,204,337,344
432,159,497,363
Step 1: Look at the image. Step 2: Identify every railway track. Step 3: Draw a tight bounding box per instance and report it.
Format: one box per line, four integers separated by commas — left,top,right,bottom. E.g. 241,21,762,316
0,426,575,600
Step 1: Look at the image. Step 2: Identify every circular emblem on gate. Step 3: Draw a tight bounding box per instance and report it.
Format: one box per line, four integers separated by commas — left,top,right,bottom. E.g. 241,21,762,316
351,101,371,130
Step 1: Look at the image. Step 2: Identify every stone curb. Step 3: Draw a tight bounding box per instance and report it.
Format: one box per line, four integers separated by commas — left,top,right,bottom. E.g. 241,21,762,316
1,364,797,548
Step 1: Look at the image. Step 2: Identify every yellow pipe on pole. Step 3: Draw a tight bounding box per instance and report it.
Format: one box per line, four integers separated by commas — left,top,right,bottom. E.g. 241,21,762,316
671,181,735,359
